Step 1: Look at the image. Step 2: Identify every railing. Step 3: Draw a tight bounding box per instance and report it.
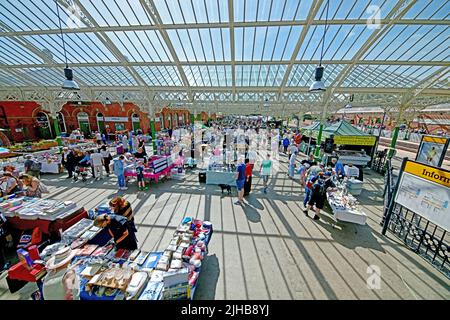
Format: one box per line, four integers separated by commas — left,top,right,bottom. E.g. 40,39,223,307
381,158,395,226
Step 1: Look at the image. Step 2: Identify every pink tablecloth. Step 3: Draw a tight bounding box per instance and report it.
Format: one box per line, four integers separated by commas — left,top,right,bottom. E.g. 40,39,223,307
124,164,175,182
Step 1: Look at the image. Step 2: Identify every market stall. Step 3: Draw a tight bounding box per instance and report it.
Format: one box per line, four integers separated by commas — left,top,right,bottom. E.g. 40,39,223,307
326,180,367,226
123,155,176,183
321,121,376,167
1,195,88,236
6,213,213,300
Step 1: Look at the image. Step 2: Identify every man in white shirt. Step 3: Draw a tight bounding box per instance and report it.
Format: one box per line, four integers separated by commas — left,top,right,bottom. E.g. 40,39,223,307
90,149,104,180
95,131,102,145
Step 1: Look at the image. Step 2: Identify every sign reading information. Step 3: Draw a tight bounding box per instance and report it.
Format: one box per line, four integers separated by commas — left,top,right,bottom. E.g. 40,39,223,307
395,160,450,232
333,135,376,146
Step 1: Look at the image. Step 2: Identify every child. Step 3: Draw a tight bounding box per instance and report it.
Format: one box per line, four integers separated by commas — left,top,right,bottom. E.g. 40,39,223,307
113,155,127,191
136,161,147,191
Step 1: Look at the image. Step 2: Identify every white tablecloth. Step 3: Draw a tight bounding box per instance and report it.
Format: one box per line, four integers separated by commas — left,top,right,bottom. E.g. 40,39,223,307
40,161,61,173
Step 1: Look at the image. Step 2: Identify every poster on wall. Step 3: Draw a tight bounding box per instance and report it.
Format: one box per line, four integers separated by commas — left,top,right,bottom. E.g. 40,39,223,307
394,160,450,232
415,135,449,167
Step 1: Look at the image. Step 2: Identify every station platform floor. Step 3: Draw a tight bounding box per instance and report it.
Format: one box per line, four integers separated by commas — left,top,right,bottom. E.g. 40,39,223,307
1,152,449,300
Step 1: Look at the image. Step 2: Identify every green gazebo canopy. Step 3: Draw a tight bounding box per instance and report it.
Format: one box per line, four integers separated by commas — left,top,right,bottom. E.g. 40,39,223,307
322,120,370,137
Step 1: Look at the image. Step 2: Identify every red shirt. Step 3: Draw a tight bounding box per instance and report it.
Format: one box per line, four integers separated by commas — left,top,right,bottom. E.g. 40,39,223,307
245,163,253,177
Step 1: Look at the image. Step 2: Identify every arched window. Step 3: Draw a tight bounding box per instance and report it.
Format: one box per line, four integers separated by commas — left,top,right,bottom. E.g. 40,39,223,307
77,112,91,136
36,112,53,139
57,112,66,133
131,113,141,132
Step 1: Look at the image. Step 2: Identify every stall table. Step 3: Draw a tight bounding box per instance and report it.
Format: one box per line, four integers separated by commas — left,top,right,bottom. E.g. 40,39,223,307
327,192,367,225
205,170,236,186
7,207,88,236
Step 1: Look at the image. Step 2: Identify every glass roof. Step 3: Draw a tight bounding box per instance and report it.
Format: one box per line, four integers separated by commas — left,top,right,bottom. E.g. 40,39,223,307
0,0,448,109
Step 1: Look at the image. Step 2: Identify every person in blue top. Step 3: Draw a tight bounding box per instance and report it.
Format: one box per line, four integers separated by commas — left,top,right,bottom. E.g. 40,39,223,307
234,157,246,205
113,155,127,191
282,136,290,153
331,158,345,179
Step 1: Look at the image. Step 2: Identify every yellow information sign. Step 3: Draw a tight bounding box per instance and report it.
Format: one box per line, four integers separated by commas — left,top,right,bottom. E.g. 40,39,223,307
333,135,376,146
404,160,450,188
423,136,447,144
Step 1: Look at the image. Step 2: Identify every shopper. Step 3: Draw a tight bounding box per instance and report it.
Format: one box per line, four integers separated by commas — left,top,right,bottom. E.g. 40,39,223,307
303,173,318,208
113,155,127,190
19,174,43,198
331,158,345,178
244,160,253,197
298,162,310,187
282,136,290,153
61,147,76,179
0,172,21,196
136,161,147,191
101,133,107,145
78,150,92,177
260,153,272,193
122,134,129,153
90,149,104,180
134,147,147,161
24,155,41,178
288,151,297,178
234,158,246,205
100,145,112,176
95,131,102,145
94,214,138,250
42,246,80,300
303,172,337,220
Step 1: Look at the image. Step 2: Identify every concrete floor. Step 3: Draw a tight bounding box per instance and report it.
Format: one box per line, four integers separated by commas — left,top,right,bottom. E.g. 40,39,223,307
1,152,449,300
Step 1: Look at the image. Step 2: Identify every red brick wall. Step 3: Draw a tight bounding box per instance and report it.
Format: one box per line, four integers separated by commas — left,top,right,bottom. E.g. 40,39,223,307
0,101,151,142
0,101,46,142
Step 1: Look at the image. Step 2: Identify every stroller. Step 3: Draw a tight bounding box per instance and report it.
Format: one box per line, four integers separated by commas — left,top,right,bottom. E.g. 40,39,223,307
73,164,89,182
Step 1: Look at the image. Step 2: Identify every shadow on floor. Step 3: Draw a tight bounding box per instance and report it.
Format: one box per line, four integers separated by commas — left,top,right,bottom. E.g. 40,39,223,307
193,253,220,300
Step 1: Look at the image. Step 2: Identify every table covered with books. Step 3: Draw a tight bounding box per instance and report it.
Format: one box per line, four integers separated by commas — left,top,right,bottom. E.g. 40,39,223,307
0,194,88,235
6,210,213,300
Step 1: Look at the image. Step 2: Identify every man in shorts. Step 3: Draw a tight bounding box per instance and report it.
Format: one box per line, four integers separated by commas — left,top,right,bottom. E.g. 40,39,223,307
303,172,337,220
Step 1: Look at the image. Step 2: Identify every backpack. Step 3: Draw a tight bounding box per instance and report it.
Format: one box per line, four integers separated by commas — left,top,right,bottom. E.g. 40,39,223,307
313,180,326,195
30,161,42,172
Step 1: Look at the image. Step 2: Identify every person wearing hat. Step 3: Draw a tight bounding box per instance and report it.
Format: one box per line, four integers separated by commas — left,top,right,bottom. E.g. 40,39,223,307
61,147,76,179
42,246,80,300
303,171,337,220
94,214,138,250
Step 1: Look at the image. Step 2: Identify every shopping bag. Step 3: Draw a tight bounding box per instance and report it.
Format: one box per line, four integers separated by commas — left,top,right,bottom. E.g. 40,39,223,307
38,182,50,194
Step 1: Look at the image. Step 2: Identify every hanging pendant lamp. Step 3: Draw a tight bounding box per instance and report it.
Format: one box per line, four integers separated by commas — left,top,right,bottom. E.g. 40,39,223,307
56,1,79,90
309,0,330,93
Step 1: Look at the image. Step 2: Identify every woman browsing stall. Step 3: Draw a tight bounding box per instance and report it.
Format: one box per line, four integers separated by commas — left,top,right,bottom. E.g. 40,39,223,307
94,214,138,250
19,174,44,198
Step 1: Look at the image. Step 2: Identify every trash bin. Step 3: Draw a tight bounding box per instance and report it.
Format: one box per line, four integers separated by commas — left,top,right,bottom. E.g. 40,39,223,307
198,171,206,183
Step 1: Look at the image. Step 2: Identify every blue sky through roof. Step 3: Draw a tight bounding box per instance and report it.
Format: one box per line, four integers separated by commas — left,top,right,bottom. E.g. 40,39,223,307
0,0,448,91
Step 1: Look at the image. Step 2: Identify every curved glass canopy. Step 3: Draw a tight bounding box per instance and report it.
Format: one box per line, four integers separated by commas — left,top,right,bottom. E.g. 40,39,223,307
0,0,448,115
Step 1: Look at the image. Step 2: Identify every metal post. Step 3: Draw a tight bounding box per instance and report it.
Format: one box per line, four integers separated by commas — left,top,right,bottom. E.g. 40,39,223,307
388,126,400,159
52,116,62,146
314,123,324,159
150,119,156,152
382,157,408,235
